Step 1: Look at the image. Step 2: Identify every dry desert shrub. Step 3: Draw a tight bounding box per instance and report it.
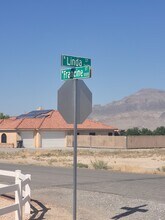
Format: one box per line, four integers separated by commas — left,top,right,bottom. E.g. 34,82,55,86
91,160,108,170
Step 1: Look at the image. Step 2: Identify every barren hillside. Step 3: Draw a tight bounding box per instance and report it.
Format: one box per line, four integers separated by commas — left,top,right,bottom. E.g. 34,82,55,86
91,88,165,130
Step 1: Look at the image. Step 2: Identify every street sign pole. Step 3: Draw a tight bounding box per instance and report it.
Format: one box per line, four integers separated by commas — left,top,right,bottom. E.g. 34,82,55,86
73,79,78,220
59,54,92,220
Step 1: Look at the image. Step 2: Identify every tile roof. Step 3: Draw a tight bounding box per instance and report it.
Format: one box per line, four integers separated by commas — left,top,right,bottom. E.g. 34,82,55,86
77,119,116,130
0,118,22,130
18,118,45,129
0,110,117,131
40,110,72,130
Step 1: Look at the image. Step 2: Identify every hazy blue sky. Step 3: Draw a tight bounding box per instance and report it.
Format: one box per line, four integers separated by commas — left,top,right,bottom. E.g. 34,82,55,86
0,0,165,115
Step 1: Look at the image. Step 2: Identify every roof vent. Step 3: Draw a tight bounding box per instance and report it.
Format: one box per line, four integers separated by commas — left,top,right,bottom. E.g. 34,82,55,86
36,107,43,111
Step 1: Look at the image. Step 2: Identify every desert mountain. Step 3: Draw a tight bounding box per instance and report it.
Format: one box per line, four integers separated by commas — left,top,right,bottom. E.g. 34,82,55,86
91,88,165,130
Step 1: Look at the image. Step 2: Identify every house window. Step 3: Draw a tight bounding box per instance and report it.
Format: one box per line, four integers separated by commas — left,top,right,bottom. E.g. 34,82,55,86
1,133,7,143
89,132,96,136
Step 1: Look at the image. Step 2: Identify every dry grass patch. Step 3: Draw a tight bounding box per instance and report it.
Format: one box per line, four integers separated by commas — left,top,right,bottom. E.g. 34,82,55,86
0,148,165,174
91,160,108,170
77,162,88,168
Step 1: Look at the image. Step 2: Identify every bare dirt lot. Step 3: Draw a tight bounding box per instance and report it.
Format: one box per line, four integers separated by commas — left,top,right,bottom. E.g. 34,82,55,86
0,148,165,174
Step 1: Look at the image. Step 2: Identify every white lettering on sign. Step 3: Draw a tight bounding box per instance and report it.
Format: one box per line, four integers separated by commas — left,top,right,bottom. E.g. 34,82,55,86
66,57,83,67
75,69,83,77
62,70,68,79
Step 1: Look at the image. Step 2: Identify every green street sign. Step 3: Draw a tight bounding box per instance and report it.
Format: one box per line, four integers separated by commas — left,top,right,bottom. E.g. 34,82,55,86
61,55,91,67
61,66,91,80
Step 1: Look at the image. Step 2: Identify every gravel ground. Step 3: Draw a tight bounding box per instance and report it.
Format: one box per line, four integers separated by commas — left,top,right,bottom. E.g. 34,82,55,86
0,196,30,220
31,187,165,220
1,187,165,219
0,196,14,220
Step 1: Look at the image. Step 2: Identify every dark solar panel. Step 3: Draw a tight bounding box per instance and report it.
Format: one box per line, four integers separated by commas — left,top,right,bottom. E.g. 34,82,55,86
16,109,53,119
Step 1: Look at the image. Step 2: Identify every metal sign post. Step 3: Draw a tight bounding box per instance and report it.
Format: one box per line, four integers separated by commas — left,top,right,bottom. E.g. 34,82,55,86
73,79,77,220
58,55,92,220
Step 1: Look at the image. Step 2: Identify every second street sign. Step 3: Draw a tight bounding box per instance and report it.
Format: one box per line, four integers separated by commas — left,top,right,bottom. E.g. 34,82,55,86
61,66,91,80
61,55,91,67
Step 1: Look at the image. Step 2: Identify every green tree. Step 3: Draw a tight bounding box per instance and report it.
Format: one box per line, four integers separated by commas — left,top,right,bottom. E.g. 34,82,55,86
141,128,153,135
153,126,165,135
0,113,10,119
119,130,126,136
126,127,141,136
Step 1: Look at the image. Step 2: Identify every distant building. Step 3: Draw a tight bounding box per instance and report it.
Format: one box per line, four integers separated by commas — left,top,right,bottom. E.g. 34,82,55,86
0,110,117,148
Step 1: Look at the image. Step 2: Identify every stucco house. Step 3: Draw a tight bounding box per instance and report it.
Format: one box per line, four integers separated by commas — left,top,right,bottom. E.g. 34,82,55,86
0,110,118,148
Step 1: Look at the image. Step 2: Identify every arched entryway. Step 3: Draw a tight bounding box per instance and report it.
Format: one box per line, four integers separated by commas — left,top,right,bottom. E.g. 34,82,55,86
1,133,7,143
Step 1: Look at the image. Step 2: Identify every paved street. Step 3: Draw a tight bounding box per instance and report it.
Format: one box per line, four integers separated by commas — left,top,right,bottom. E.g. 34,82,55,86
0,162,165,202
1,163,165,219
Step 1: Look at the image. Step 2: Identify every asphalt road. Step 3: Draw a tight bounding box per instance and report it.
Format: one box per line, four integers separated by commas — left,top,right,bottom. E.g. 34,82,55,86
0,162,165,203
